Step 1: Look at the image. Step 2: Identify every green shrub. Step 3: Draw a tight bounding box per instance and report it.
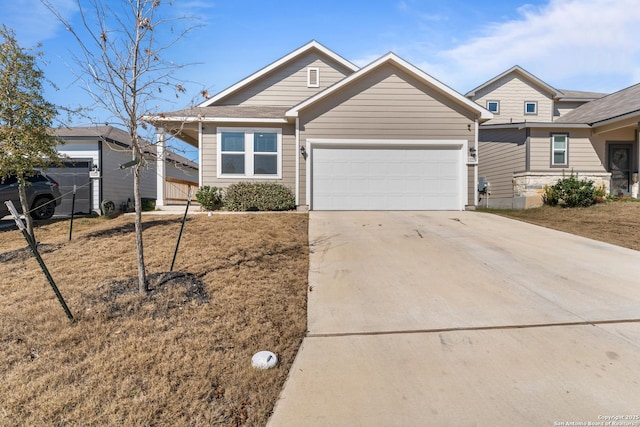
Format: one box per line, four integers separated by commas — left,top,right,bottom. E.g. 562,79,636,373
542,173,599,208
195,186,224,210
224,182,295,212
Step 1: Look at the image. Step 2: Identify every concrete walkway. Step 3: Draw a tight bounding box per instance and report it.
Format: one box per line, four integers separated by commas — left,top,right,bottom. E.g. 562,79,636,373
267,211,640,426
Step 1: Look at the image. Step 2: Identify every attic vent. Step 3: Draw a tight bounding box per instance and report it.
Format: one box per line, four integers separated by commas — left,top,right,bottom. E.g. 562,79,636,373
307,67,319,88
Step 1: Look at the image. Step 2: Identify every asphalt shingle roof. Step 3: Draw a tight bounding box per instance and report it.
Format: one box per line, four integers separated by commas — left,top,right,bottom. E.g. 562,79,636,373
556,83,640,124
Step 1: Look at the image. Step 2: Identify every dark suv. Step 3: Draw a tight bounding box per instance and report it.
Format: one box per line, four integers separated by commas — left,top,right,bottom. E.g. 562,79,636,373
0,172,62,220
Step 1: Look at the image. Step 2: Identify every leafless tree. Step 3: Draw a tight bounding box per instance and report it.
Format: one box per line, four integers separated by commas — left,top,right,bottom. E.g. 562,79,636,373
43,0,200,292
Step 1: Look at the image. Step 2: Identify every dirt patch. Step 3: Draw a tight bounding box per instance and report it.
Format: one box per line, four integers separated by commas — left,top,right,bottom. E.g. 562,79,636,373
0,213,308,426
484,200,640,251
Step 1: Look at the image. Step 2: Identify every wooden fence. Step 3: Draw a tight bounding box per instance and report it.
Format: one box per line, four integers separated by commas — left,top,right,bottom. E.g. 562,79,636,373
165,177,198,204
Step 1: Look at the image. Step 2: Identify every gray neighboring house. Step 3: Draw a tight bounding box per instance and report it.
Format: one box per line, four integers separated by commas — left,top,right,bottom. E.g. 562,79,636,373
52,126,198,215
144,41,492,211
463,66,640,209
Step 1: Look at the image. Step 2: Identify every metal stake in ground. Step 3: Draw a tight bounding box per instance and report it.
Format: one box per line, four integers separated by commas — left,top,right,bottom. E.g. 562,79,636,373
69,184,76,241
5,201,74,321
170,186,194,272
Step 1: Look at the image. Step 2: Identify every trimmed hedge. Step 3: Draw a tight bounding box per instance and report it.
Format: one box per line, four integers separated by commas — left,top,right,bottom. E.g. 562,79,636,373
195,186,224,210
224,182,295,212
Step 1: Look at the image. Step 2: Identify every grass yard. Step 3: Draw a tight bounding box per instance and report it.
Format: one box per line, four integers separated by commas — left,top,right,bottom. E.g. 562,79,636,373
483,200,640,251
0,212,308,426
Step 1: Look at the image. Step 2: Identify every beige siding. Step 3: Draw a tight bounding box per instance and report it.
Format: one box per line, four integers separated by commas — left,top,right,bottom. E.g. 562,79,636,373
554,101,587,120
218,51,353,107
473,75,554,124
529,128,606,172
200,123,296,192
477,128,527,208
298,63,477,206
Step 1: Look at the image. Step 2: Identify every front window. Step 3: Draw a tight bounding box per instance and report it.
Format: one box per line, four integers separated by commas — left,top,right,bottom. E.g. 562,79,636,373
552,134,568,166
218,128,282,178
486,100,499,114
525,101,538,115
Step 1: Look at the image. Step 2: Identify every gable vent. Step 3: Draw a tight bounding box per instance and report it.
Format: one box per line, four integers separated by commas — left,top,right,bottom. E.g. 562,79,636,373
307,67,320,88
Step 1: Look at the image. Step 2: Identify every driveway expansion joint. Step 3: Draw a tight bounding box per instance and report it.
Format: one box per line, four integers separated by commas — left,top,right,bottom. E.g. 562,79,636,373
307,318,640,338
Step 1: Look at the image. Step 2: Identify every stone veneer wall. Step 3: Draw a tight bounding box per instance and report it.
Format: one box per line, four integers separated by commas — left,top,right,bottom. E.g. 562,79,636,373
512,171,612,209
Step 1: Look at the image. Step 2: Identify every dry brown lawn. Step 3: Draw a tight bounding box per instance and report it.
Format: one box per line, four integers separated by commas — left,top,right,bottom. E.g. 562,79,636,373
0,212,308,426
484,200,640,251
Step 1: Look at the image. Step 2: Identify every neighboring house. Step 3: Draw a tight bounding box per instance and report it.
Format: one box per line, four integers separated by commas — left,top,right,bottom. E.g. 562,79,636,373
466,65,605,124
52,126,198,215
464,66,639,209
144,41,492,211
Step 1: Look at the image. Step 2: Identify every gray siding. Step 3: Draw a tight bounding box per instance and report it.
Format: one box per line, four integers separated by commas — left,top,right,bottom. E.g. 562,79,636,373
478,128,527,208
200,123,296,191
218,51,353,107
298,63,478,206
101,141,157,207
473,75,554,124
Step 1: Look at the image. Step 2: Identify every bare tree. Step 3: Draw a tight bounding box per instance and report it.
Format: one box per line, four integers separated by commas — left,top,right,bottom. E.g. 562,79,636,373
0,25,60,241
43,0,198,292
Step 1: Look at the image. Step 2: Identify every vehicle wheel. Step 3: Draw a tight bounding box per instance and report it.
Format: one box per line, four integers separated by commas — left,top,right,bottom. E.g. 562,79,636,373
30,197,56,220
100,200,116,217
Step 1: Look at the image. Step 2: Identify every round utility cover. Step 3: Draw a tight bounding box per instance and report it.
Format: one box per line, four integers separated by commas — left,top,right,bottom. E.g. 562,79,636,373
252,351,278,369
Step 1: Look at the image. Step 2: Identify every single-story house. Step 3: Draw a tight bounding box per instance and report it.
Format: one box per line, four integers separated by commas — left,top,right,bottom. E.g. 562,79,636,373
465,66,640,209
144,41,492,211
52,126,198,215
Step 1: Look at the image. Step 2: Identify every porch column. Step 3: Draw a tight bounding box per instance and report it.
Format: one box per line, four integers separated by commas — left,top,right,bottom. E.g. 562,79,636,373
156,129,166,208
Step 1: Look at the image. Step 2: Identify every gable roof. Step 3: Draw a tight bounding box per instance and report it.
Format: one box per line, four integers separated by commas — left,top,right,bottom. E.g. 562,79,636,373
287,52,493,121
199,40,359,107
465,65,561,99
555,82,640,125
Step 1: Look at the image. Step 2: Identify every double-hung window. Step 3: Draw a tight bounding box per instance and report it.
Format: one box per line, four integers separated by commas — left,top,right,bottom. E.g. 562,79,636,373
551,134,568,166
218,128,282,178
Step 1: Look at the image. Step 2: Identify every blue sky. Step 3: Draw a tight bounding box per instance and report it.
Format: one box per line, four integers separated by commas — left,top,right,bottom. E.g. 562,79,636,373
3,0,640,160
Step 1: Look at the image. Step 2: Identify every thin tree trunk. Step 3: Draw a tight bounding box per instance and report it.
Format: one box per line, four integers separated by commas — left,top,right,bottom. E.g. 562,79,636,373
18,184,35,242
134,163,147,293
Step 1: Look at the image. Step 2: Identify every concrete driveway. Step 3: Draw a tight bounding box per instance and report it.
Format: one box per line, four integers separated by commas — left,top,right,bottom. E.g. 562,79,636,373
268,211,640,426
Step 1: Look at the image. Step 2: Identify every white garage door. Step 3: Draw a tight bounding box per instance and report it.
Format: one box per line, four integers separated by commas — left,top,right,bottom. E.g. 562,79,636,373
311,144,464,211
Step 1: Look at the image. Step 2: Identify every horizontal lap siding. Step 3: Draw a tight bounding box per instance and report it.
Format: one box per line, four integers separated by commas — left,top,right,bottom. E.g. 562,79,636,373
529,128,605,172
474,75,554,124
200,124,296,191
478,128,527,205
101,141,157,205
219,51,353,106
299,63,477,206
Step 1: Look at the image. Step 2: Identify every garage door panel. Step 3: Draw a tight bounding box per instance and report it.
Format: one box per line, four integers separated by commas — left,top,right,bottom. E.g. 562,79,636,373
312,145,463,211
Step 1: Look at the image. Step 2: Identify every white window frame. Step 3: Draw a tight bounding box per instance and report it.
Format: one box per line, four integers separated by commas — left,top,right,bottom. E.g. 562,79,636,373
217,127,282,179
525,101,538,115
486,100,500,114
551,133,568,166
307,67,320,88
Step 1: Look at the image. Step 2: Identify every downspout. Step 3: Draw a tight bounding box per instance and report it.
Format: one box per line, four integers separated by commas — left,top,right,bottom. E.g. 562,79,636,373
474,119,479,207
295,117,300,206
156,129,166,208
198,121,203,187
98,139,103,214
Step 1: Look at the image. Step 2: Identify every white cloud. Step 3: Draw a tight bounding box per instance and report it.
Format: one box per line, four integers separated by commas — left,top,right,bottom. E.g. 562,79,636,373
427,0,640,93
